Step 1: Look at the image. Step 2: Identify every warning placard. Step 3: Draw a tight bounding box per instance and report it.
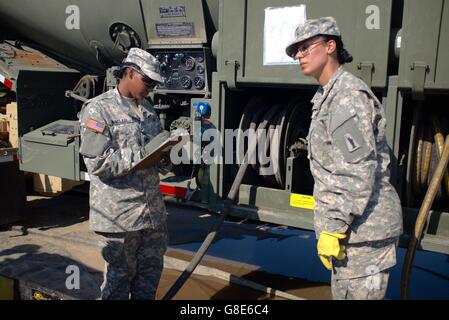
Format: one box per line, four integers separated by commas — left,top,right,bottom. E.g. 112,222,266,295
290,193,315,210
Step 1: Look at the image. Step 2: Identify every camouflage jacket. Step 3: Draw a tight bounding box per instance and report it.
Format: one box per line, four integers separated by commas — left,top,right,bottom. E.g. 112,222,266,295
79,88,167,233
307,67,403,244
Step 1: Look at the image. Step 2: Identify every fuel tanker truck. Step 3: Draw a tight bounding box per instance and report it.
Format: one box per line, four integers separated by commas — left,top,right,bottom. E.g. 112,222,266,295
1,0,449,274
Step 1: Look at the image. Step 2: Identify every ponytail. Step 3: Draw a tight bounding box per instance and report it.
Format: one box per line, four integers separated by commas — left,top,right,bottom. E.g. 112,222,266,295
323,35,353,64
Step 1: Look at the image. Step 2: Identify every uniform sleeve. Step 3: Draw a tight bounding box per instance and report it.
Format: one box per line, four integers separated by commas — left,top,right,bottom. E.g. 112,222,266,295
322,90,378,234
79,101,136,179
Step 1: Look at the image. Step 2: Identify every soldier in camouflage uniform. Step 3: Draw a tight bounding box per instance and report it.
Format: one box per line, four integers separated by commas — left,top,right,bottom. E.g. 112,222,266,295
79,48,168,299
285,17,403,299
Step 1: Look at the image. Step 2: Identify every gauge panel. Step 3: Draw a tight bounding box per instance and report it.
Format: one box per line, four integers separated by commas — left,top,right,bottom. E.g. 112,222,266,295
153,49,207,93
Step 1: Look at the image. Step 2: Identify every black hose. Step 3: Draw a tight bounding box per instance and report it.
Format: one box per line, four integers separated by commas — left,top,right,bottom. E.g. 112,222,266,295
162,118,269,300
400,134,449,299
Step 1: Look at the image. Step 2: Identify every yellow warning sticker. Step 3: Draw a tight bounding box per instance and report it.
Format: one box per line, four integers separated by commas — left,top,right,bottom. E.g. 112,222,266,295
290,194,315,210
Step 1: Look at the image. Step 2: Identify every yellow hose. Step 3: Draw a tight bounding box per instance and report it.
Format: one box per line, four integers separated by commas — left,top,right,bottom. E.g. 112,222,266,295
432,117,449,197
420,127,432,189
401,134,449,299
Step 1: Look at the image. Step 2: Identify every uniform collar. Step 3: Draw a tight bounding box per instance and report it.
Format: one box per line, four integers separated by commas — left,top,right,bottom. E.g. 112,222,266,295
113,88,144,121
114,87,134,101
311,66,345,108
112,88,153,121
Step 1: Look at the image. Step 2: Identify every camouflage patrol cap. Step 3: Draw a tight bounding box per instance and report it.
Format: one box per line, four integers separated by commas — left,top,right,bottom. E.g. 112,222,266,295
285,17,341,58
123,48,164,84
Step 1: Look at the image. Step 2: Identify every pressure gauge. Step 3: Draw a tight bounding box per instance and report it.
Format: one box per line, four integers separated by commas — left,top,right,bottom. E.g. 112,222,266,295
180,75,192,89
194,77,205,90
197,65,205,74
184,57,196,71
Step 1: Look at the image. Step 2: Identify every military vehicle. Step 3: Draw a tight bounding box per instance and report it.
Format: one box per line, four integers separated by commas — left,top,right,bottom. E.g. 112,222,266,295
1,0,448,262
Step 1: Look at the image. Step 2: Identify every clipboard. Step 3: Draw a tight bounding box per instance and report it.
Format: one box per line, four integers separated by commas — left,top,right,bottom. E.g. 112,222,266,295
131,131,187,172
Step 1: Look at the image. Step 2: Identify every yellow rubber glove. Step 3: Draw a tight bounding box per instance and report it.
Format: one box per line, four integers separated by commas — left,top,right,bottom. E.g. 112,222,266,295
317,231,347,270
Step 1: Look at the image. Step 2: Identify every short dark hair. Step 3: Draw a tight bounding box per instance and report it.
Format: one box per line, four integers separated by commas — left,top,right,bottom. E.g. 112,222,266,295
112,62,157,88
322,35,353,64
113,62,141,79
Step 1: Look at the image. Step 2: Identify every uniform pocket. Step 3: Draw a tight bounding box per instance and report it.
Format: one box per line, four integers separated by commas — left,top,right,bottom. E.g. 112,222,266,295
309,114,334,169
110,122,140,145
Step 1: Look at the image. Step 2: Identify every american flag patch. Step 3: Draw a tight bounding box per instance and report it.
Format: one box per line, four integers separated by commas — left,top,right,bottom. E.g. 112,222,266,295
86,118,106,133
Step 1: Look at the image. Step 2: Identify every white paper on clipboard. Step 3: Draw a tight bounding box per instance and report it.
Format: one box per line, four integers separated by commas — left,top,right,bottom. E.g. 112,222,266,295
263,5,307,66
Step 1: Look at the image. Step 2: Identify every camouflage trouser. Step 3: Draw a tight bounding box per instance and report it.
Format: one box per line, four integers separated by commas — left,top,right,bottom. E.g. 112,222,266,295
331,269,390,300
97,226,168,300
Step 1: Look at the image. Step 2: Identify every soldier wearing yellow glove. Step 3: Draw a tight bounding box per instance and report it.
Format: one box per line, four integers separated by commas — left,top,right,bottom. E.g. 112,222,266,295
286,17,403,300
317,231,346,270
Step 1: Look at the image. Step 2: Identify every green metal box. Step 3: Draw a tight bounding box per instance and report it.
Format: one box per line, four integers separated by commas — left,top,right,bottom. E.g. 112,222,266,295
20,120,80,181
398,0,449,91
219,0,393,88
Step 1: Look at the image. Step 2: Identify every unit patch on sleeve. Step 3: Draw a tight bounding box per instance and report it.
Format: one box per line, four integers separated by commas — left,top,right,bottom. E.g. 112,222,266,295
343,133,361,153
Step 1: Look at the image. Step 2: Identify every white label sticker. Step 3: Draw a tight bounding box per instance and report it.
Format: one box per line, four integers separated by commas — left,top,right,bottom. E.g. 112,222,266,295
263,5,307,66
